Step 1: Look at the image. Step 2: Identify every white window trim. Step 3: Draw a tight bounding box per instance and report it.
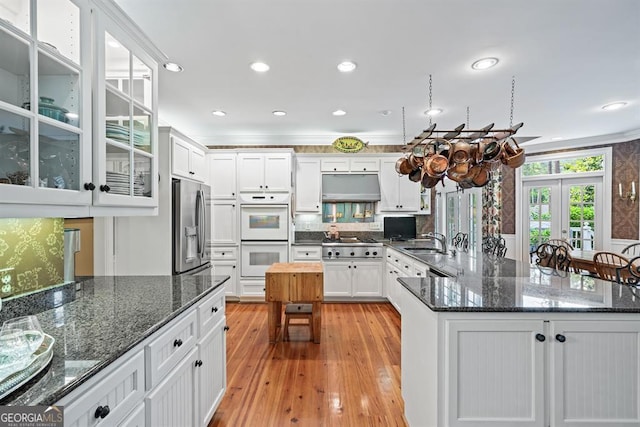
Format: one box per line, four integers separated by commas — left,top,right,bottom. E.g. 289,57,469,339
515,147,612,261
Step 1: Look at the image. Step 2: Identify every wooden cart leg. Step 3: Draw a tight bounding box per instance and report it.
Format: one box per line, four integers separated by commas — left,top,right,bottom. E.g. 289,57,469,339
268,301,280,343
312,302,321,344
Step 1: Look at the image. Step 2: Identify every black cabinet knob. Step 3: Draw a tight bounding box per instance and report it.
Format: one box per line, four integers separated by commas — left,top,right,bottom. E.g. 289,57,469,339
353,265,357,269
400,205,403,208
305,252,309,256
555,334,566,343
84,182,95,191
365,251,370,256
211,306,218,313
350,252,355,256
173,338,183,347
348,265,351,269
224,325,230,331
373,252,378,256
535,333,546,342
333,168,337,171
100,184,110,192
417,272,422,276
189,171,194,175
363,168,367,171
232,192,235,196
266,185,269,189
94,405,110,419
259,185,263,188
195,359,203,367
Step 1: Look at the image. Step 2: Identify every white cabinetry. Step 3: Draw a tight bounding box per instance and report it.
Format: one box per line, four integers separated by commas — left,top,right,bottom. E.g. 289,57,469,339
379,158,420,212
63,351,146,427
211,201,237,245
400,287,640,427
323,260,383,298
172,136,207,183
237,152,291,193
321,157,379,172
209,153,237,199
211,247,238,297
292,245,322,262
295,158,321,212
196,317,227,427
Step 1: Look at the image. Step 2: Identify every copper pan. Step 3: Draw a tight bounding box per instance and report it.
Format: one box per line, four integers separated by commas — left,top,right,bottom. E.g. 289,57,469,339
424,139,451,178
395,156,413,175
501,137,525,168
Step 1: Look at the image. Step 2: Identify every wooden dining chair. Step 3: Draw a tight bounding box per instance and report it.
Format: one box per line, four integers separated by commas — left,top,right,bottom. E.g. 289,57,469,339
622,242,640,257
593,252,630,282
616,256,640,286
547,239,574,251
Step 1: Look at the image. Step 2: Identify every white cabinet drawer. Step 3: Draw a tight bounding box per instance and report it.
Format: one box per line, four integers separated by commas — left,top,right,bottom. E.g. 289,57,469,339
64,352,145,427
321,158,349,172
292,246,322,260
211,246,237,260
197,287,225,338
145,310,198,389
349,158,378,172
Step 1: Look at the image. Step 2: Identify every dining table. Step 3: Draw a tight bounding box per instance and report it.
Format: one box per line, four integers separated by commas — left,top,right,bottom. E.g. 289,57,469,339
569,249,600,275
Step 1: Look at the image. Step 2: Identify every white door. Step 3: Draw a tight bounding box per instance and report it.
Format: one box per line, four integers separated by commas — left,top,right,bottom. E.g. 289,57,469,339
352,261,383,296
190,147,207,183
264,154,291,192
439,181,481,252
237,154,265,192
145,348,196,427
209,153,237,199
523,176,602,259
197,318,226,427
295,158,321,212
171,137,192,179
550,320,640,427
211,201,237,244
445,320,546,427
323,261,352,297
213,262,237,297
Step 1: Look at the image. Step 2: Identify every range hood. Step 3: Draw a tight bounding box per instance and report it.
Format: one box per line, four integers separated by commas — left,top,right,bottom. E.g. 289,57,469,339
322,174,381,202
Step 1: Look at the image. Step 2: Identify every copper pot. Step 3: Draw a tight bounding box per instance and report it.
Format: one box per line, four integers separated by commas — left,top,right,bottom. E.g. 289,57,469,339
395,156,413,175
421,172,441,188
408,167,422,182
424,139,451,178
408,144,425,169
501,138,525,168
477,138,503,163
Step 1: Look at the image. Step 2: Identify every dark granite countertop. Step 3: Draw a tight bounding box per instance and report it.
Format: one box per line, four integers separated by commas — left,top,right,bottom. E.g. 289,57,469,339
0,275,228,406
385,243,640,312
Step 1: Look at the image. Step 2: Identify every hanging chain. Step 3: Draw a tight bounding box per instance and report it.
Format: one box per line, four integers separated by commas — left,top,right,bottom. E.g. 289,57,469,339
402,106,406,144
466,106,470,128
428,74,433,126
509,75,516,127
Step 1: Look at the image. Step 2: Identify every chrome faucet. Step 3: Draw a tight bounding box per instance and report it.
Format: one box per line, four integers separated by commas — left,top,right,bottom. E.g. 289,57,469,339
420,232,448,254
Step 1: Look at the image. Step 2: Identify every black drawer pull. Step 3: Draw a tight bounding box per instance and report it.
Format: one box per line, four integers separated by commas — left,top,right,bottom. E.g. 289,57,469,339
535,333,546,342
95,405,110,419
555,334,566,343
224,325,230,331
173,338,183,347
211,306,218,313
195,359,203,367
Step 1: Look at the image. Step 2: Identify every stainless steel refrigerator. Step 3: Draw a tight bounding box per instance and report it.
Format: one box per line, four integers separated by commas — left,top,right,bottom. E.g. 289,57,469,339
172,179,212,275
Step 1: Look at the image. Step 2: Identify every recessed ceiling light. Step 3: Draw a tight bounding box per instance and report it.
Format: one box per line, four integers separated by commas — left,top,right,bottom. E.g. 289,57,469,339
471,57,499,70
602,101,628,111
163,62,184,72
337,61,357,72
212,110,226,117
424,108,443,116
107,40,120,48
332,110,347,116
250,62,270,72
272,110,286,116
380,110,392,116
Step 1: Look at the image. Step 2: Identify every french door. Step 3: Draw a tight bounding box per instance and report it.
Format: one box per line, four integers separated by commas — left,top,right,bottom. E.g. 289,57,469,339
438,183,482,252
523,176,603,260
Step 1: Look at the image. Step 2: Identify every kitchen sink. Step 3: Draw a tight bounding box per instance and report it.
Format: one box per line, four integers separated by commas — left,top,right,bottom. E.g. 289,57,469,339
402,247,444,254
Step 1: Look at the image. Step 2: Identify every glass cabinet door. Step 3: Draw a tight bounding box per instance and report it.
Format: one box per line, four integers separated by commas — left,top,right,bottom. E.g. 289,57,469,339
0,0,90,206
94,16,157,208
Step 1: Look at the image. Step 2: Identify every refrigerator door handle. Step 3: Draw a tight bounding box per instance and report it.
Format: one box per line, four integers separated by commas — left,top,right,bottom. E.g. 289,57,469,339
200,189,207,258
195,190,203,257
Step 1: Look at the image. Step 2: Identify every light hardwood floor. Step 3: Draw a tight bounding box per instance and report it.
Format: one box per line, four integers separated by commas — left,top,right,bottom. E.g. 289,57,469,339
209,302,406,427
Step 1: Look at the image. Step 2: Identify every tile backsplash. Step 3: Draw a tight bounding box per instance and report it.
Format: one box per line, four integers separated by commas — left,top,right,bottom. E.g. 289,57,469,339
0,218,64,300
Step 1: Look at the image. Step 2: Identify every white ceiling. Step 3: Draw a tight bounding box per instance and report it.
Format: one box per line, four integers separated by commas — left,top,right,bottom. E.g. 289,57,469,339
114,0,640,148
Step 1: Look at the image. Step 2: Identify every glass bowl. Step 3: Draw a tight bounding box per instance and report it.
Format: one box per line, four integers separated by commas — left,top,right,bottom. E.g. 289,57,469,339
1,316,44,354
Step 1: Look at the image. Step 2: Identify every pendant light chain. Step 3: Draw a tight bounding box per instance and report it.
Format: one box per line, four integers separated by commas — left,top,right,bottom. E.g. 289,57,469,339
509,75,516,127
466,106,470,129
402,106,407,144
428,74,433,126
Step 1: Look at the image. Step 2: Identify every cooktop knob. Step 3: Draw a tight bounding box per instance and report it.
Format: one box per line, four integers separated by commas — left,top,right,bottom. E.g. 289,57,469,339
335,252,340,256
373,251,378,256
327,251,332,256
350,252,355,256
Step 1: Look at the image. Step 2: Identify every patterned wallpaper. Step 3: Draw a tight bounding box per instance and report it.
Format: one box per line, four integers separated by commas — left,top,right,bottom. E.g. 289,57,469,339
0,218,64,300
501,165,516,234
612,140,640,239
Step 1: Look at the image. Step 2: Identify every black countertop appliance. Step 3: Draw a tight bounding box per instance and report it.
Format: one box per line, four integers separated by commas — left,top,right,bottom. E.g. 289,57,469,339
383,216,416,241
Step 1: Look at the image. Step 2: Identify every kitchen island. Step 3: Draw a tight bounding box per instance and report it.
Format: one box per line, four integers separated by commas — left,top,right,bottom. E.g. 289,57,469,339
0,274,229,426
389,245,640,427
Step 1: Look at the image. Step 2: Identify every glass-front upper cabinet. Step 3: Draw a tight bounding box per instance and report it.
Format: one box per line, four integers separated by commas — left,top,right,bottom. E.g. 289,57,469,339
93,10,158,208
0,0,92,207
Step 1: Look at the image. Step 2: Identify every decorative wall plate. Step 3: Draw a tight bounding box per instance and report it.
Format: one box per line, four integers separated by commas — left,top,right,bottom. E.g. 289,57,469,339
332,136,368,153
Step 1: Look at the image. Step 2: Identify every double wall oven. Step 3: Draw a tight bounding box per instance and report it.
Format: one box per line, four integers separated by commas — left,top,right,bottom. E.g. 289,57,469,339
239,194,289,278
